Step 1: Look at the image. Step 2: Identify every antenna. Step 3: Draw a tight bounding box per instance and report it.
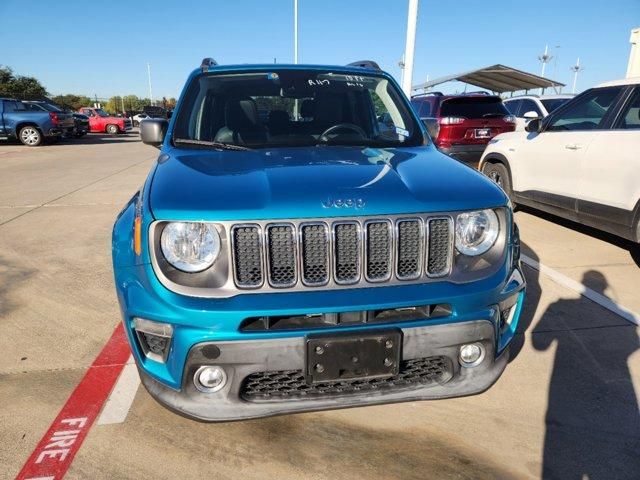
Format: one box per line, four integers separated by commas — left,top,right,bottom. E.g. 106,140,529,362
570,58,585,94
537,45,553,78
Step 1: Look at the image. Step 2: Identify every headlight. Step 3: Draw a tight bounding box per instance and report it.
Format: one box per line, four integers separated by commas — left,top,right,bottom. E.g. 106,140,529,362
455,209,500,256
160,222,220,272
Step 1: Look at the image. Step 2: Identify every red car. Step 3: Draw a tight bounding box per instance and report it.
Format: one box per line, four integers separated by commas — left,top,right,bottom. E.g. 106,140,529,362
77,107,133,134
410,93,516,166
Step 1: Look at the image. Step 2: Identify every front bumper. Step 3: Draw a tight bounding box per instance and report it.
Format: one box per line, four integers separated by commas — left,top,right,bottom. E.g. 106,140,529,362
138,319,511,421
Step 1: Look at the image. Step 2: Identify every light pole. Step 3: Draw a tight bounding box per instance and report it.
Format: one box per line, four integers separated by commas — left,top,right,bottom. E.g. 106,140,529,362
147,62,154,105
294,0,298,64
570,58,584,94
398,54,405,88
538,44,553,78
401,0,419,96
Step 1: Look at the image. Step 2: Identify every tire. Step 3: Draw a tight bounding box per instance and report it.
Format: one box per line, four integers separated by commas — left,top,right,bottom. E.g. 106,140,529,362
18,126,42,146
133,121,139,127
482,162,514,202
106,124,119,135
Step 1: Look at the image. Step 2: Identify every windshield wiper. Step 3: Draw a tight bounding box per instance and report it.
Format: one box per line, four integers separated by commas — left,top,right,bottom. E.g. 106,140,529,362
173,138,251,151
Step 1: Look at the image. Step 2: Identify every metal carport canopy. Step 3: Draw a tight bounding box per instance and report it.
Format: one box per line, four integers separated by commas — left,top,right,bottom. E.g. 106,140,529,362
412,64,564,94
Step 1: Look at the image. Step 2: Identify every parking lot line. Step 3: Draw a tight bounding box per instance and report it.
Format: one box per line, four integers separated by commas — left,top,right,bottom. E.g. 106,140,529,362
96,356,140,426
521,254,640,326
15,323,130,480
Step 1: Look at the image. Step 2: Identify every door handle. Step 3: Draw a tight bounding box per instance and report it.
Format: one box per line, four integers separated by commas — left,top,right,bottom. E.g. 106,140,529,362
564,144,582,150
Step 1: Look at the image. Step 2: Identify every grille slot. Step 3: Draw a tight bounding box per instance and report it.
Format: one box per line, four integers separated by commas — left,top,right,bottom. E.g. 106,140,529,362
365,221,392,282
266,224,297,287
301,223,329,286
231,225,263,288
241,356,453,402
396,219,422,280
427,218,453,277
333,223,361,284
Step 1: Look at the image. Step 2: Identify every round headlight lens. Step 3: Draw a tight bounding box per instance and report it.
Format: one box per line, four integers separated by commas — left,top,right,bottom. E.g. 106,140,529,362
455,209,499,256
160,222,220,272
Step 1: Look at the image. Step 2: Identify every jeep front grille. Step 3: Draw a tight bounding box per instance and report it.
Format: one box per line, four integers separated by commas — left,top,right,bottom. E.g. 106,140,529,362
230,216,453,291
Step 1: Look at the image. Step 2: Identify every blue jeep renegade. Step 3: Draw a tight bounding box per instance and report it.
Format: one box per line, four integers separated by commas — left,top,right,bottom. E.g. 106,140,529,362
112,58,525,421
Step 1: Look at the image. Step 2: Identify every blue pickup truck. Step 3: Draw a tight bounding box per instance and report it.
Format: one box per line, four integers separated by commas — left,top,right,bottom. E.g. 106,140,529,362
112,59,526,422
0,98,67,146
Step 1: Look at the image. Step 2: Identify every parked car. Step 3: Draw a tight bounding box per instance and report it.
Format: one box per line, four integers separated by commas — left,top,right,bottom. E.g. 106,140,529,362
132,113,151,126
410,92,516,167
112,58,526,422
23,100,75,137
0,98,68,146
78,107,133,134
72,113,90,137
503,94,574,130
480,77,640,242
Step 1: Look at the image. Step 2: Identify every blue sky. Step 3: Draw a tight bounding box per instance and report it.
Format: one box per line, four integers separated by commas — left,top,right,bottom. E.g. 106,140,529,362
1,0,637,98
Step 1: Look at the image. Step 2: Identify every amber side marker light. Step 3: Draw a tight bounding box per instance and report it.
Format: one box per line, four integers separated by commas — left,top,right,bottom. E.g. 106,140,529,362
134,216,142,255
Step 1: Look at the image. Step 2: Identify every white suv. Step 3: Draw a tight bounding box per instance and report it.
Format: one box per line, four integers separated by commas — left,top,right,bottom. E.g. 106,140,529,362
480,78,640,243
503,94,574,130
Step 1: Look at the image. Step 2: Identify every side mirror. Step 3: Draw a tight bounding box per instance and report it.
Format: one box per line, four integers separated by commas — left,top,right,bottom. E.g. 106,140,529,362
523,111,540,119
140,119,168,148
525,118,542,133
421,117,440,140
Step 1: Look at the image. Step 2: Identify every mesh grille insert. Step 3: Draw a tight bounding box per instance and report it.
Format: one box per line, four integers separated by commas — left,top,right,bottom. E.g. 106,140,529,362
427,218,452,277
301,224,329,285
232,226,263,288
267,225,296,287
241,356,452,402
334,223,360,284
396,220,422,280
366,221,391,281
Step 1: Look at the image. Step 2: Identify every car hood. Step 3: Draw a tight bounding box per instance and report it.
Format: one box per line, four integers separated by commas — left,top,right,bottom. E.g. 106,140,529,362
149,145,506,221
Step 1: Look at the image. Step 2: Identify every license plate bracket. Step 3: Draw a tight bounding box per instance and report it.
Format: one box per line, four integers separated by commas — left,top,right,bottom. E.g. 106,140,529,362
306,330,402,384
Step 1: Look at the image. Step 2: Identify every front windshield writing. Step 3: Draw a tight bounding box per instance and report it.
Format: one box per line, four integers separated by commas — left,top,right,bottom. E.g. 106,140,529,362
173,70,422,149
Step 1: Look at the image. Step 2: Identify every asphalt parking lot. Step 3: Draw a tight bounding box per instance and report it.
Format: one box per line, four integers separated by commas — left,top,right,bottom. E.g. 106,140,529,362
1,135,639,480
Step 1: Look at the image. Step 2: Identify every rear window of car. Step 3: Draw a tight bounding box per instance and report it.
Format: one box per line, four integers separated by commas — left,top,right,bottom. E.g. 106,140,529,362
439,97,509,118
410,98,434,117
540,98,570,113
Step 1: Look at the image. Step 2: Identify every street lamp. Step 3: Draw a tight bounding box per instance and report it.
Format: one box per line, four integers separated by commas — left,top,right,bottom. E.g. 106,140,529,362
570,58,585,94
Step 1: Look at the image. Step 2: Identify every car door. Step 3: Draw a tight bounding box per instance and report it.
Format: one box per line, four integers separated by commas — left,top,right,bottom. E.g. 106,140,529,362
503,99,523,129
511,86,625,216
577,86,640,236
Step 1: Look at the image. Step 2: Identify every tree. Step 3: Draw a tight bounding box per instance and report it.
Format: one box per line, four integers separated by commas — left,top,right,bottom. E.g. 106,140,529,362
50,94,93,111
0,65,48,99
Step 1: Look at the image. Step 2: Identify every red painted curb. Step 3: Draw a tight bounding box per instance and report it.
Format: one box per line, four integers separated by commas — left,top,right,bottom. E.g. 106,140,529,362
16,322,131,480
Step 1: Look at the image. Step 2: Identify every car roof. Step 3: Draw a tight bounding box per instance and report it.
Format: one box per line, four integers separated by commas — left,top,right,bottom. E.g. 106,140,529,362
596,77,640,87
189,63,393,79
504,94,574,101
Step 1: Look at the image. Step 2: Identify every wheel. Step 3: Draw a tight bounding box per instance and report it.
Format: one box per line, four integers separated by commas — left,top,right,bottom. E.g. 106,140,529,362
106,124,119,135
18,126,42,146
482,162,513,201
133,120,139,127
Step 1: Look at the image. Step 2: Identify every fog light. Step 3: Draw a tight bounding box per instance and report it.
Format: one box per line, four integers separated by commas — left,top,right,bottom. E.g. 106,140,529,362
459,343,485,367
194,366,227,393
133,317,173,363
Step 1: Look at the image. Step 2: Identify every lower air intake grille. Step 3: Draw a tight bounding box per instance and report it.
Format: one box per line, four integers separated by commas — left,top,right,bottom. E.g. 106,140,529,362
266,225,296,287
232,226,263,288
427,218,452,277
241,356,453,402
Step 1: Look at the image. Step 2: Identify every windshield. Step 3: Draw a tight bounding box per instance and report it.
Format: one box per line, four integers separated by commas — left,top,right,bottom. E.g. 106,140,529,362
541,98,570,113
439,97,509,118
173,69,422,149
95,108,110,117
28,102,63,112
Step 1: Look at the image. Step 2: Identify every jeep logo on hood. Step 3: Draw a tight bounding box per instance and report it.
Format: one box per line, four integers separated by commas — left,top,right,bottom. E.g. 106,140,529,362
322,197,366,209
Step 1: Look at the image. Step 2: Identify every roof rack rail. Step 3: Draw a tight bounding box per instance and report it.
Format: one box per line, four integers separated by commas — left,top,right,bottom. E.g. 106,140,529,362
200,58,218,73
412,91,444,97
347,60,381,70
462,91,492,96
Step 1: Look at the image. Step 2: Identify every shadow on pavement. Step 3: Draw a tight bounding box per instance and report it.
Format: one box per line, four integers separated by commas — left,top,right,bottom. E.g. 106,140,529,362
518,205,640,268
508,241,540,363
532,270,640,479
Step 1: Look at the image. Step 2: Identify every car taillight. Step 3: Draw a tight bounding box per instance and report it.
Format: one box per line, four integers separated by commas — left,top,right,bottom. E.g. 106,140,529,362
49,112,59,126
439,116,465,125
503,115,517,124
